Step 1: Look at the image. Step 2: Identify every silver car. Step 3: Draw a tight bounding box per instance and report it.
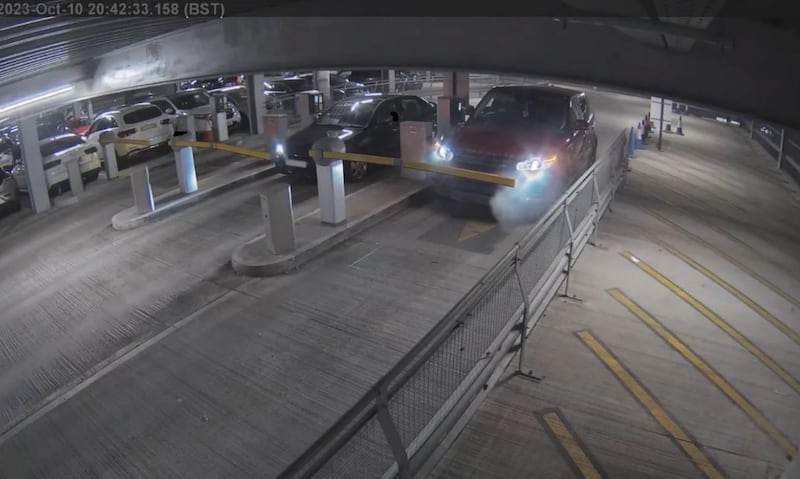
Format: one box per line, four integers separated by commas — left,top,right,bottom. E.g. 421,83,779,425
0,167,20,216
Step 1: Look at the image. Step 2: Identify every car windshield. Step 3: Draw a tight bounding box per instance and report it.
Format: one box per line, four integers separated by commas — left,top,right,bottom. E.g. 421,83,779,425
171,93,209,109
471,90,568,129
40,136,84,157
316,98,378,127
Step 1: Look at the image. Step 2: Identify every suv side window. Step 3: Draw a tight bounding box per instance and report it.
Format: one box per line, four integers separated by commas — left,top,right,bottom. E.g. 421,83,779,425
373,99,402,124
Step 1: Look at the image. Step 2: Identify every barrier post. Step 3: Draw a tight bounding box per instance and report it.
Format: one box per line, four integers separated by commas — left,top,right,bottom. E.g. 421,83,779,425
260,182,296,255
64,156,84,198
173,114,198,194
676,115,684,135
99,131,119,179
400,121,432,181
311,132,347,225
130,167,155,213
628,127,637,158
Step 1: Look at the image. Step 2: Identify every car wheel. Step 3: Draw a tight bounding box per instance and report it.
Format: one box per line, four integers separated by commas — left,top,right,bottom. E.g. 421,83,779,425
346,161,368,181
48,183,62,197
87,170,100,182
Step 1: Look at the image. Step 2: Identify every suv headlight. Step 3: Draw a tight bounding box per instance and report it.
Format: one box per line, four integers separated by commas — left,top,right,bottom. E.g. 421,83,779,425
517,154,557,171
274,142,285,158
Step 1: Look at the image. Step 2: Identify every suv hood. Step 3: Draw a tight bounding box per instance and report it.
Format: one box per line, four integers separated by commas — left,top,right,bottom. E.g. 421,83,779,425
446,124,566,159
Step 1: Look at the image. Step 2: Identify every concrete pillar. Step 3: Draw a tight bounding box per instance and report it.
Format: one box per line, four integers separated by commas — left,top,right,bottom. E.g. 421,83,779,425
442,72,470,99
400,121,432,181
246,73,266,135
388,69,397,93
86,99,94,119
260,183,296,255
314,71,332,109
72,101,83,119
18,116,50,213
130,167,155,214
264,114,290,152
212,112,228,142
99,131,119,179
311,133,347,226
65,157,84,198
295,94,314,129
425,70,431,87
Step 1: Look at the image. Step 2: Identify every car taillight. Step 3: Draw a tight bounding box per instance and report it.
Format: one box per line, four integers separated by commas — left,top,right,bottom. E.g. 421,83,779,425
118,128,136,138
43,159,61,170
84,147,97,155
160,118,171,125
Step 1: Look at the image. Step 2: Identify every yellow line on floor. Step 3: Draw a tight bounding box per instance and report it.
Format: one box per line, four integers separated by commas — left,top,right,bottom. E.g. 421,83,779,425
576,330,727,479
540,410,604,479
608,288,797,458
646,209,800,309
653,240,800,347
622,251,800,396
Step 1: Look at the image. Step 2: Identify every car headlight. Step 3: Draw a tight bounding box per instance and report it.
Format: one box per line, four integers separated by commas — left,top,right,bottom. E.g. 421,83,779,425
434,142,454,162
516,154,557,171
274,143,285,158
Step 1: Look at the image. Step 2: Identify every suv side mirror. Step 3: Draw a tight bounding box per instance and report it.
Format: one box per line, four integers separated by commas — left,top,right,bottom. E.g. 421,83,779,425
465,105,475,117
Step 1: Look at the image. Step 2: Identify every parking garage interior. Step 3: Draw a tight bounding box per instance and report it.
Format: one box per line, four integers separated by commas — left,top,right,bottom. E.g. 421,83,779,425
1,3,799,479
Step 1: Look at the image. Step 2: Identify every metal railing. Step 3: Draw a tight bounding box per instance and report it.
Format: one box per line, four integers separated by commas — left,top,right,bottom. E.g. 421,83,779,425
276,128,630,479
752,122,800,185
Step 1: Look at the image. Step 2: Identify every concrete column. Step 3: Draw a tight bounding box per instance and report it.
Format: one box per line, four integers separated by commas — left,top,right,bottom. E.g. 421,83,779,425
130,167,154,213
246,73,266,135
295,94,314,129
778,128,785,169
264,114,289,152
314,71,332,109
72,101,83,119
99,131,119,179
65,157,84,198
400,121,432,181
442,71,470,99
18,116,50,213
311,133,347,226
86,99,94,119
388,69,397,93
212,112,228,142
425,70,432,87
260,183,296,255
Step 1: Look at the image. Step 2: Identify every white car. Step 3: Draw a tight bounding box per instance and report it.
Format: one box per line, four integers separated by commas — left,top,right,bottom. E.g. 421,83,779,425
12,134,102,196
84,103,173,168
168,89,215,132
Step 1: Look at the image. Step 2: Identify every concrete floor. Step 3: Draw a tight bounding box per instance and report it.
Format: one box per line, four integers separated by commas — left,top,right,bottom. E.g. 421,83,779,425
428,116,800,479
0,89,650,478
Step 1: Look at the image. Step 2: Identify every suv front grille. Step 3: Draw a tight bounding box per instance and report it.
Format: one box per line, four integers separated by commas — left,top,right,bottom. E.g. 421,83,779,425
452,152,518,174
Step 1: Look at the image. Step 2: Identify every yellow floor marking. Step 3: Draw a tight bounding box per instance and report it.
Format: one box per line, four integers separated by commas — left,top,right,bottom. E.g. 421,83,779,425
622,251,800,396
576,331,726,479
608,288,797,458
654,240,800,347
457,220,496,243
646,209,800,309
541,411,604,479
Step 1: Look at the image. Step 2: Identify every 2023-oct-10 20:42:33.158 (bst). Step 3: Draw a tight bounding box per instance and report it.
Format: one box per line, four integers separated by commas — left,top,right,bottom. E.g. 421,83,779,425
0,1,226,17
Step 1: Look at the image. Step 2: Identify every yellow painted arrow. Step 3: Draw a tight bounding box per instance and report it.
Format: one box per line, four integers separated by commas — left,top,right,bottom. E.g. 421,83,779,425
457,220,496,243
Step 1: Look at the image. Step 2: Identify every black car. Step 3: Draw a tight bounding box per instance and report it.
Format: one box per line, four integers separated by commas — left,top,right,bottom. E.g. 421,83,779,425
337,71,424,93
274,94,437,181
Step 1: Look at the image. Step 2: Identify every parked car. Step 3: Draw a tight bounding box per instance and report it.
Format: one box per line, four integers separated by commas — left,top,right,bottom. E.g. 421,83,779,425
166,89,215,133
1,136,20,172
180,76,240,91
11,133,102,196
208,91,243,130
264,77,318,112
273,94,437,181
430,85,598,207
208,85,250,130
337,70,424,92
84,103,173,168
0,167,21,216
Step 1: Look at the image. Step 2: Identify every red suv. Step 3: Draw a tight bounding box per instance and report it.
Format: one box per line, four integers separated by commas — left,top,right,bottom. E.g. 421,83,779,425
431,85,597,207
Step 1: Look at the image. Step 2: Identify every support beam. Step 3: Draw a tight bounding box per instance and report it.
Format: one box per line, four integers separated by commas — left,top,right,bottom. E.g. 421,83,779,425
18,116,50,213
442,72,470,99
246,73,266,135
388,69,396,93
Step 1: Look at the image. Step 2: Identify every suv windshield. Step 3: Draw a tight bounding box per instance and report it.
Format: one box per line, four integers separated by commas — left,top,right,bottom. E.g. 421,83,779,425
471,89,568,129
316,98,378,127
171,93,210,110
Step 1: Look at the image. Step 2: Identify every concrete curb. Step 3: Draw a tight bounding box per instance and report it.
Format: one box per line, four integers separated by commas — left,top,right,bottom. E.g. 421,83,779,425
231,182,429,277
111,164,275,230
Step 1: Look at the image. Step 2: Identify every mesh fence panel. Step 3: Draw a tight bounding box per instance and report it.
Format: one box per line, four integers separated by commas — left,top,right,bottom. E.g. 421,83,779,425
567,181,595,231
386,266,524,454
313,412,396,479
518,214,568,292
